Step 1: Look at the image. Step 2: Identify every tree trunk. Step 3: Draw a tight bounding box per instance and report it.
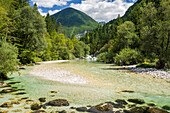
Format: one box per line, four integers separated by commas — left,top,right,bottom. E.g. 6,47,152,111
0,73,9,80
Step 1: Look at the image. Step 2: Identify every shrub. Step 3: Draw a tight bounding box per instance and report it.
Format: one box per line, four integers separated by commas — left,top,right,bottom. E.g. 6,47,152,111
0,40,19,80
136,62,156,68
97,52,109,63
114,48,143,65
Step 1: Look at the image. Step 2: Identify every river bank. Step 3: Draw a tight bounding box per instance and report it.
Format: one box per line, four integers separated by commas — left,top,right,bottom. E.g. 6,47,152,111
0,60,170,113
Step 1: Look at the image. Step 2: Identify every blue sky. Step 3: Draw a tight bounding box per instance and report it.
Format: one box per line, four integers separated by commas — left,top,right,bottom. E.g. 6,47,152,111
29,0,137,22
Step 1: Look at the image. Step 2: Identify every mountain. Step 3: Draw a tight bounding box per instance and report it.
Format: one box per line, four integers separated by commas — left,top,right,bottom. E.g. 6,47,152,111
51,7,99,37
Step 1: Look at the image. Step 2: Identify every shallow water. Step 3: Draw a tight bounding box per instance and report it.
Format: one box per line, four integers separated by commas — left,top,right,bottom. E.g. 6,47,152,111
0,60,170,112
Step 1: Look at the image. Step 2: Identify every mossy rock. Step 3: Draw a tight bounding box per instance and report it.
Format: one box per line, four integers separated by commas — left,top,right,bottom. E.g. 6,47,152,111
147,107,169,113
88,103,113,112
127,99,145,104
46,99,69,106
0,102,13,108
31,103,41,110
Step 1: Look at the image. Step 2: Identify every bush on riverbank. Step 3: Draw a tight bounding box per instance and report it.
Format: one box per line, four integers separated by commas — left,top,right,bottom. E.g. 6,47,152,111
0,40,19,80
114,48,143,66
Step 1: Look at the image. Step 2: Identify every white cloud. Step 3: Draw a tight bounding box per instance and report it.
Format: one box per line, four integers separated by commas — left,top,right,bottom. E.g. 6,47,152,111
31,0,72,8
38,8,60,16
70,0,134,22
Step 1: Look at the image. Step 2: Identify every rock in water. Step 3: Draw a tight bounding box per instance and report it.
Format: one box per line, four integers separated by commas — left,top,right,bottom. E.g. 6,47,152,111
76,107,87,112
147,107,169,113
39,98,46,102
31,103,41,110
0,82,9,88
127,99,145,104
115,99,128,105
46,99,69,106
0,102,13,108
124,106,148,113
88,103,113,113
162,105,170,110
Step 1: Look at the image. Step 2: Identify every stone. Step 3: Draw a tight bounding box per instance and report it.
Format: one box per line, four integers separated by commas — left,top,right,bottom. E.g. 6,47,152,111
41,104,47,109
12,109,22,112
70,107,76,109
76,107,87,112
147,103,156,106
0,102,13,108
124,106,148,113
1,89,17,93
0,82,9,88
21,97,29,100
50,91,58,93
127,99,145,104
162,105,170,110
115,99,128,105
46,99,69,106
88,103,113,113
14,92,27,95
32,110,46,113
11,100,21,104
113,104,125,108
121,90,135,93
31,103,41,110
56,110,67,113
39,98,46,102
147,107,169,113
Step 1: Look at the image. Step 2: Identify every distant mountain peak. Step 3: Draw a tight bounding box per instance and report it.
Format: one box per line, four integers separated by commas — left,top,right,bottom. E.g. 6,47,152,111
51,7,98,36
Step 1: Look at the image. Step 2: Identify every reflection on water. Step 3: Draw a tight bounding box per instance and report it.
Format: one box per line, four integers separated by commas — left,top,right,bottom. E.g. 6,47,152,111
0,60,170,112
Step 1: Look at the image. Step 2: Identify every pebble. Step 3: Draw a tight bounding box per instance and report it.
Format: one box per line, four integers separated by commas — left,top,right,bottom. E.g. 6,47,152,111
131,68,170,79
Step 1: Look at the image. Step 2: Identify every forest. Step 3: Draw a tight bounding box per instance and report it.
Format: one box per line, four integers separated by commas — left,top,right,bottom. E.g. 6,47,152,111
0,0,90,80
81,0,170,69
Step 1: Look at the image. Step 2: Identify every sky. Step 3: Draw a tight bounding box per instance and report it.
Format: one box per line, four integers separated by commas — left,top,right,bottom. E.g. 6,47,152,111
29,0,137,22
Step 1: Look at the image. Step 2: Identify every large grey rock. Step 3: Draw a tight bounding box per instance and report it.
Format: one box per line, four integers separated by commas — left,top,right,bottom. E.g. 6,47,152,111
46,99,69,106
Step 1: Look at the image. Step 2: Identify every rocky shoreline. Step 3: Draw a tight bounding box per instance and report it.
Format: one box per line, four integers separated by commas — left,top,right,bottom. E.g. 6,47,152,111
0,81,170,113
131,68,170,79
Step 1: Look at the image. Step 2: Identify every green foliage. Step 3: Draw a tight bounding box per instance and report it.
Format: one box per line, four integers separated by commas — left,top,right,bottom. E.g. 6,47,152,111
97,52,109,63
73,41,90,58
136,62,156,68
51,7,99,36
114,48,143,66
140,1,170,68
13,6,47,64
0,39,19,79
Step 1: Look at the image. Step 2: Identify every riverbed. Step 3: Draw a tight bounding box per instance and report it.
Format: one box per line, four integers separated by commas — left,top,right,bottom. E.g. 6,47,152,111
0,60,170,112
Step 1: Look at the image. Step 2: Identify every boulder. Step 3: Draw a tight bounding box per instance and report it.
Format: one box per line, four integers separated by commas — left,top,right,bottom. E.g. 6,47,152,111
56,110,67,113
147,107,169,113
113,104,125,108
162,105,170,110
31,103,41,110
121,90,135,93
1,89,17,93
124,106,148,113
39,98,46,102
0,82,9,88
127,99,145,104
115,99,128,105
0,102,13,108
76,107,87,112
88,103,113,113
46,99,69,106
